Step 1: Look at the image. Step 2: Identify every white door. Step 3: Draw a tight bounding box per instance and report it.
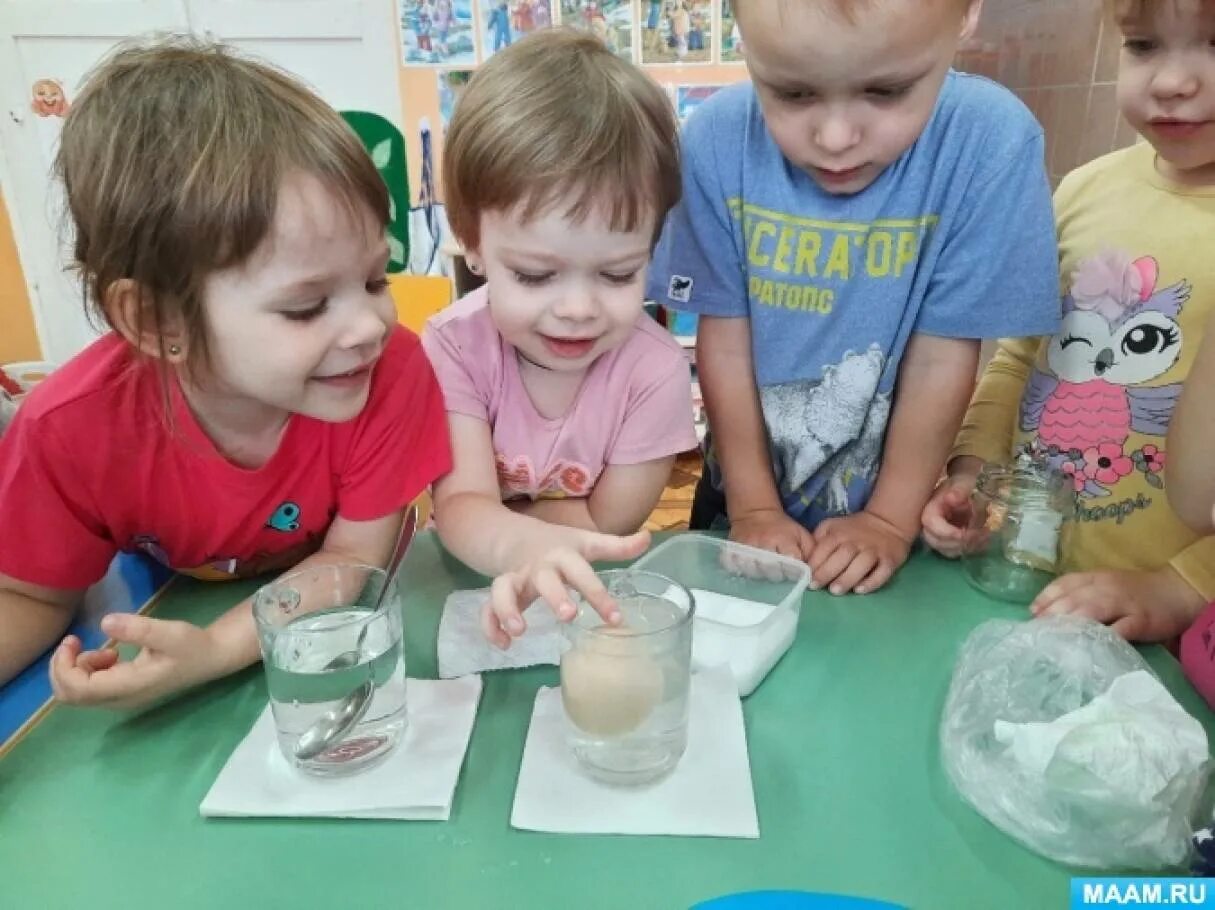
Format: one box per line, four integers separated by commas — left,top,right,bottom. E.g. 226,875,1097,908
0,0,403,364
187,1,404,129
0,1,191,364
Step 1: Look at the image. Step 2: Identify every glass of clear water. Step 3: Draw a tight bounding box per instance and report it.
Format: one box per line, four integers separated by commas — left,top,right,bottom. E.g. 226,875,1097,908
252,563,407,776
560,569,694,786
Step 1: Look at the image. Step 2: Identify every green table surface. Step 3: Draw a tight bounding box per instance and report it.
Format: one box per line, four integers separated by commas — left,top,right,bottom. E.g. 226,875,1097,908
3,531,1211,910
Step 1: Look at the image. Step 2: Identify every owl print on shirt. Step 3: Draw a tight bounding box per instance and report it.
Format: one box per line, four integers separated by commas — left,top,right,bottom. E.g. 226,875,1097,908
1019,250,1186,513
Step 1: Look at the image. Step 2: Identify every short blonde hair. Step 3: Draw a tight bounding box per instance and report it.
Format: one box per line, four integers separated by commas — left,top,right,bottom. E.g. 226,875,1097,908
443,28,680,250
57,35,387,376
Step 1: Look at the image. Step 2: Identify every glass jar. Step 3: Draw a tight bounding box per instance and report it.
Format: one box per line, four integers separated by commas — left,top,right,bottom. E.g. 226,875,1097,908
960,461,1075,603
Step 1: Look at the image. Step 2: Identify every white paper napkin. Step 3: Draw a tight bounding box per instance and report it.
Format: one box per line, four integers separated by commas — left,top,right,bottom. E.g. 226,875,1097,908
200,676,482,820
994,669,1209,795
510,665,759,838
438,587,794,698
437,588,563,678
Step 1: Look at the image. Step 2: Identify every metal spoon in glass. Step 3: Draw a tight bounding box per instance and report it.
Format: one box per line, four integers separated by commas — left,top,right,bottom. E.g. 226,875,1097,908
293,506,418,761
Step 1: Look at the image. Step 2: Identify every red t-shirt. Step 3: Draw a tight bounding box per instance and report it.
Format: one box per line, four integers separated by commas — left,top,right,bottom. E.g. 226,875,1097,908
0,327,451,588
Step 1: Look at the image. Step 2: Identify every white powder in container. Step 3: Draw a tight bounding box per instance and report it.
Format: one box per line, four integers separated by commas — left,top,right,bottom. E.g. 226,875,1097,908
690,589,799,696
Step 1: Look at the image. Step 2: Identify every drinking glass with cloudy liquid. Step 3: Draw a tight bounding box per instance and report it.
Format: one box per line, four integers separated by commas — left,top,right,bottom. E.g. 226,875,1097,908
560,569,694,786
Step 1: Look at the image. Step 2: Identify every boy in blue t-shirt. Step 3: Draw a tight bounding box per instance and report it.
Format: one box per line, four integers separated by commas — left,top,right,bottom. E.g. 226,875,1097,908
648,0,1060,596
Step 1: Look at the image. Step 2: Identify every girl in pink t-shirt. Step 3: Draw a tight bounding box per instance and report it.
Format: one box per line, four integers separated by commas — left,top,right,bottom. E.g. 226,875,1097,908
0,40,450,701
423,30,696,648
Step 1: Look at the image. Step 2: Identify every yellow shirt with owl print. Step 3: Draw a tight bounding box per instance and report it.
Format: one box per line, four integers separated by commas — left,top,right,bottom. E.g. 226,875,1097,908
953,141,1215,599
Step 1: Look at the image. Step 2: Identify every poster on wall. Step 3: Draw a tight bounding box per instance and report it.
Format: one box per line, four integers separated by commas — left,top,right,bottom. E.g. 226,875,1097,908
675,84,724,124
640,0,712,65
720,0,743,62
480,0,554,59
438,70,474,132
558,0,634,61
399,0,477,66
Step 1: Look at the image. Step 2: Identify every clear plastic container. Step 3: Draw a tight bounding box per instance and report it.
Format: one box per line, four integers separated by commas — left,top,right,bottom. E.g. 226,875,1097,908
632,534,810,696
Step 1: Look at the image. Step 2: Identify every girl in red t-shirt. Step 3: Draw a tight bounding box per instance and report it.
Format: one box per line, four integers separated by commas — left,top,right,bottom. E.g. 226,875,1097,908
0,38,451,704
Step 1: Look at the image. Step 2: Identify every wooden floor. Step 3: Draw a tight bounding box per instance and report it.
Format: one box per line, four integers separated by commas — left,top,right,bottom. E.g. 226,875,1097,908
644,450,703,532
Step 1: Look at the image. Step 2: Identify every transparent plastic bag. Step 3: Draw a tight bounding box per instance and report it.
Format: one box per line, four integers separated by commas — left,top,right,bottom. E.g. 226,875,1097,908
941,616,1210,869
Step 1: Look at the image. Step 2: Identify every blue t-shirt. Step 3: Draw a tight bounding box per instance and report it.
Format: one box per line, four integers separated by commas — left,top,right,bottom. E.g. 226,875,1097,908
647,71,1061,528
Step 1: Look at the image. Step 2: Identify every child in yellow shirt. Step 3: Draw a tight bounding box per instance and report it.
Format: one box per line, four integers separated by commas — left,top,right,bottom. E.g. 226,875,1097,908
923,0,1215,642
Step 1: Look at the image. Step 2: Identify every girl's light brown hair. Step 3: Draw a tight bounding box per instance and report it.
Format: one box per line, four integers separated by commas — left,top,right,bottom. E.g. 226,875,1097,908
1105,0,1215,22
442,28,680,250
55,35,388,375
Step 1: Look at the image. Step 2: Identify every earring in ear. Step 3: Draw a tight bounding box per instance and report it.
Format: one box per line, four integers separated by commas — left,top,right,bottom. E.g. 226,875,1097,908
467,260,481,276
168,344,182,357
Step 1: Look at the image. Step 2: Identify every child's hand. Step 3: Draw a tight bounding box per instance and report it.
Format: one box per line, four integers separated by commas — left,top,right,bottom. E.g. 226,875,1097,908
808,511,914,595
921,457,984,558
483,528,651,649
921,474,978,558
50,613,221,710
1031,566,1207,642
728,507,815,562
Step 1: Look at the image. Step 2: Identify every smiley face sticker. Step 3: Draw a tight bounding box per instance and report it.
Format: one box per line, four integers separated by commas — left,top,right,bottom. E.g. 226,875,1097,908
30,79,70,117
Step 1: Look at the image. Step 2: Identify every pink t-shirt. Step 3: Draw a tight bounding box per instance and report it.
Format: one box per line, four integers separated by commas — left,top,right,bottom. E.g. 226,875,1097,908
422,287,697,501
0,327,451,587
1181,603,1215,710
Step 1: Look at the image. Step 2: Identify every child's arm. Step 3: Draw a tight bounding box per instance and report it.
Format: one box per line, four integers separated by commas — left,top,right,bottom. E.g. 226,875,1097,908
507,497,599,531
1167,316,1215,533
0,574,81,685
1030,537,1215,641
1032,566,1206,642
921,335,1041,556
697,314,815,560
48,510,405,710
810,334,978,594
586,459,677,534
433,414,649,648
509,458,677,535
